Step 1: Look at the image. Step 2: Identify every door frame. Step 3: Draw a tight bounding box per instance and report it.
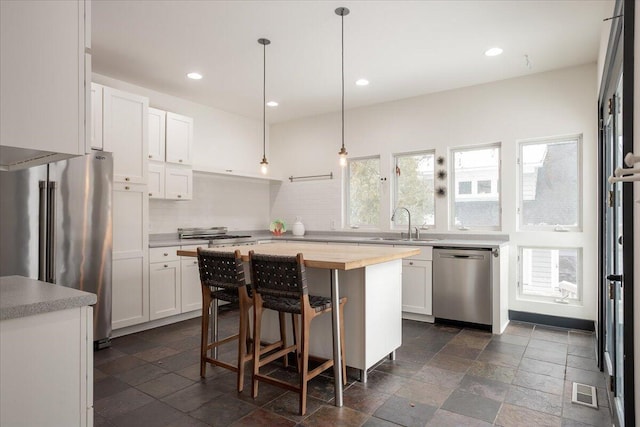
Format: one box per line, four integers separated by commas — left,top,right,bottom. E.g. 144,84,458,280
597,0,635,425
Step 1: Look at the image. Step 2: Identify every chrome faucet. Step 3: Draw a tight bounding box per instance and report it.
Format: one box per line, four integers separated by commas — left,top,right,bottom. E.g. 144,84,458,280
391,207,412,241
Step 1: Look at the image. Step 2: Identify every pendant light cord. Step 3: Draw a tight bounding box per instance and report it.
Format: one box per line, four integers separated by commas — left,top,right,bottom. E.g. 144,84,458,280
341,12,345,151
263,41,266,160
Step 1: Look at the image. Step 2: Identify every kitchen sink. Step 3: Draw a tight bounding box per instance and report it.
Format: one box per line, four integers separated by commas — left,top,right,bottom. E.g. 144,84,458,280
367,237,440,242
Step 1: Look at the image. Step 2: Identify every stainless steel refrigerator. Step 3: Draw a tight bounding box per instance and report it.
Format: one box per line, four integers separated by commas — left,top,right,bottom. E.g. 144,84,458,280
0,153,113,348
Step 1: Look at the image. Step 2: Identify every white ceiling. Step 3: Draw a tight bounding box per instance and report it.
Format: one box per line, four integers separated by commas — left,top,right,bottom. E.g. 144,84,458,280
92,0,614,124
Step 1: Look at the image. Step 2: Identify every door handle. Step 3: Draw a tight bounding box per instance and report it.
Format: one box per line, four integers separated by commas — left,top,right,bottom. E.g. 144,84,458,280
47,181,57,283
38,181,47,281
607,274,623,282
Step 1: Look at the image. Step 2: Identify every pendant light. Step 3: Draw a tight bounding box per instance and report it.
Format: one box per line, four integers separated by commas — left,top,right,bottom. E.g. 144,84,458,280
336,7,349,167
258,38,270,175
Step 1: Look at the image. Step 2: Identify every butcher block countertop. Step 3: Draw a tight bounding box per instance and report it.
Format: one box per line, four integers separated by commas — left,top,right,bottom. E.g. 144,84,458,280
177,242,420,270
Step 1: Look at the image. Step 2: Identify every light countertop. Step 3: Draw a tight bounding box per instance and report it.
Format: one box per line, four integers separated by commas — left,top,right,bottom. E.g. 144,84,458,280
150,231,508,249
0,276,97,321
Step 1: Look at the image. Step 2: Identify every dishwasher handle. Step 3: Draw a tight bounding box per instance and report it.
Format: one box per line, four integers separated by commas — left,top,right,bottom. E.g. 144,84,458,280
438,253,485,260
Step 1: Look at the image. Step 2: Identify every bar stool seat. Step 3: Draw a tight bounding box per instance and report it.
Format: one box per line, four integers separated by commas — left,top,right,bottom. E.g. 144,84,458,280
197,248,289,392
249,251,347,415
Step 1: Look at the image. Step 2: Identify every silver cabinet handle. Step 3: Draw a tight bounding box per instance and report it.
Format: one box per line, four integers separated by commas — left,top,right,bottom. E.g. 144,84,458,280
193,261,198,264
163,253,168,256
125,186,130,190
148,154,152,158
164,264,168,268
177,194,182,198
149,193,152,196
409,261,413,265
125,177,130,181
178,159,183,163
47,181,57,283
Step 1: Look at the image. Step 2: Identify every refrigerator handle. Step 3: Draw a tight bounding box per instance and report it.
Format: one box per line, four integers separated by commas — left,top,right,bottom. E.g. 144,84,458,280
38,181,47,281
47,181,57,284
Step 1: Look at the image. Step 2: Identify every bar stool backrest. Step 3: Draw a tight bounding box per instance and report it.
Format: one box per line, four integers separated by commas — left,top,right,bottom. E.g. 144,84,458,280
249,251,308,299
197,248,246,290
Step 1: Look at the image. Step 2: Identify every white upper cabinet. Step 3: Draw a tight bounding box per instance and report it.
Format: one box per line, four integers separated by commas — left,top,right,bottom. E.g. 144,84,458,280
0,0,90,170
90,83,104,150
148,162,165,199
103,87,149,184
166,112,193,165
165,165,193,200
148,108,166,161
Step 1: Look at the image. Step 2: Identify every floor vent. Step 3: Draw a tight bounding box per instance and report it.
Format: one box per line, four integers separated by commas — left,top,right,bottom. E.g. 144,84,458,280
571,382,598,408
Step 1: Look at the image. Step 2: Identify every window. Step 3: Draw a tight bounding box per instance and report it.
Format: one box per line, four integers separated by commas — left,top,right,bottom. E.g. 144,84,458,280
477,180,492,194
458,181,472,195
346,156,380,227
519,247,581,302
393,151,435,227
451,144,501,229
519,136,581,230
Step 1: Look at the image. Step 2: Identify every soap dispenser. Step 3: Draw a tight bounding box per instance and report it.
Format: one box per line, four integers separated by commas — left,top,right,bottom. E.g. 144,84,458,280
292,217,305,236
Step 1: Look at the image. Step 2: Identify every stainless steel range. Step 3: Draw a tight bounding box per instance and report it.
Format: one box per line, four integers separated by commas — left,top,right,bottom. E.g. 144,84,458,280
178,227,255,247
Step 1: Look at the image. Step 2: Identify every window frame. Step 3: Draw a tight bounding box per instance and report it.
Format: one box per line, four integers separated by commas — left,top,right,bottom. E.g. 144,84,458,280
391,149,436,230
517,134,583,232
517,245,583,305
449,142,502,231
344,155,381,229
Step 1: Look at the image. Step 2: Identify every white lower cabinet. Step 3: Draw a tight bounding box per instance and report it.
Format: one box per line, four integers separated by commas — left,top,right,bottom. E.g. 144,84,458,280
398,246,433,316
112,183,149,329
181,258,202,312
149,260,181,320
401,259,433,315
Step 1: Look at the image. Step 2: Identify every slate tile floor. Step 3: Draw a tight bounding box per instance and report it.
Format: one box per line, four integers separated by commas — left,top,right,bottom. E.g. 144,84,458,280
94,310,612,426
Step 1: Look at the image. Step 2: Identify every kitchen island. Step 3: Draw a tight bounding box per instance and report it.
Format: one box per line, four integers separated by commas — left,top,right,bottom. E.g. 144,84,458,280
178,242,420,406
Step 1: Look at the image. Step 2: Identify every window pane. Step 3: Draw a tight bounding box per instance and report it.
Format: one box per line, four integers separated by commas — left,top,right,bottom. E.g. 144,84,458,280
477,180,492,194
452,146,500,228
348,157,380,227
521,248,580,300
459,181,472,195
521,139,579,227
394,152,435,226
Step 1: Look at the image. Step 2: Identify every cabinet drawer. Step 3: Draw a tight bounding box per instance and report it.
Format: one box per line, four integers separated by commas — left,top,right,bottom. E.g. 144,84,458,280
150,246,180,263
396,246,432,261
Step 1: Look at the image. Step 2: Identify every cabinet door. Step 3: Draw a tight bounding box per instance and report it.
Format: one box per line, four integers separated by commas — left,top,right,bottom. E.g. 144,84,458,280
150,261,181,320
165,166,193,200
165,112,193,165
181,258,203,312
401,259,433,315
148,108,166,161
91,83,103,150
112,183,149,329
148,162,165,199
103,87,149,184
0,0,86,164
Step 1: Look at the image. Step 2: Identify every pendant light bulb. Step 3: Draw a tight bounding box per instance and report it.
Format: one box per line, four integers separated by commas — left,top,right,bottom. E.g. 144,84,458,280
336,7,350,167
258,38,270,175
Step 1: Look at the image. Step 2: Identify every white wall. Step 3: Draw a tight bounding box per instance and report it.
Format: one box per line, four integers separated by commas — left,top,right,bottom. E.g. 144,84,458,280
93,73,272,232
270,64,598,321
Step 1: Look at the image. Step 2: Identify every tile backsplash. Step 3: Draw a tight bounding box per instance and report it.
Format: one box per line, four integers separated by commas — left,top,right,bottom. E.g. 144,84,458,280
269,178,341,231
149,172,271,233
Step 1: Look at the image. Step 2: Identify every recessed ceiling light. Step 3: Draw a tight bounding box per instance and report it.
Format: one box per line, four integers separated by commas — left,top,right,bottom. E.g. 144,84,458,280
355,78,369,86
484,47,503,57
266,101,278,107
186,72,203,80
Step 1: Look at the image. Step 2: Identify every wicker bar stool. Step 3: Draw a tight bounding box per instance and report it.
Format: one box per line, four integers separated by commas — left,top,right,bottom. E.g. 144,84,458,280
197,248,290,392
249,250,347,415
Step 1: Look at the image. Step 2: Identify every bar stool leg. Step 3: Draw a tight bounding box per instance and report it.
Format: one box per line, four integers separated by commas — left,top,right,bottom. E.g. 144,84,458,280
200,291,212,378
211,298,219,359
252,302,263,399
237,305,249,392
279,312,288,368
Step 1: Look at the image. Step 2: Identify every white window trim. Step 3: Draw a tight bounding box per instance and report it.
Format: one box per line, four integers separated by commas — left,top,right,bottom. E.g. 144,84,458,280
449,142,502,231
517,245,583,305
391,149,436,230
517,134,583,232
344,155,381,230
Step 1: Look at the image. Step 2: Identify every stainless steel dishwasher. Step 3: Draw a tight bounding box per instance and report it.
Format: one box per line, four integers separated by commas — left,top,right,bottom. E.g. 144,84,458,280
433,247,492,326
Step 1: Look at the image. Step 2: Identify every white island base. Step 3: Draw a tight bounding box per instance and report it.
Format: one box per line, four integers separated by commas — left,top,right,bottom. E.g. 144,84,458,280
253,258,403,382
